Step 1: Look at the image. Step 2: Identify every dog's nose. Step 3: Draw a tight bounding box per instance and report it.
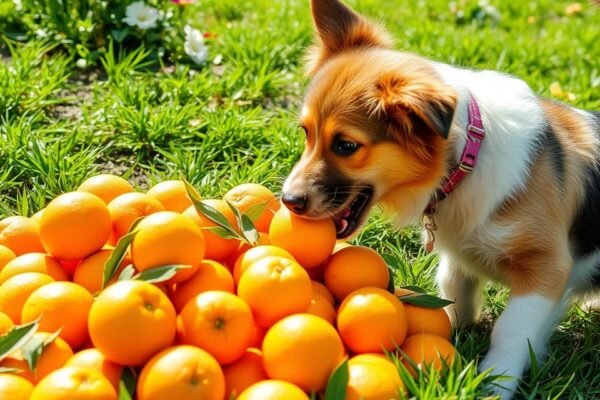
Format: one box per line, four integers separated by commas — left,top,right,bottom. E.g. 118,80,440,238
282,193,308,215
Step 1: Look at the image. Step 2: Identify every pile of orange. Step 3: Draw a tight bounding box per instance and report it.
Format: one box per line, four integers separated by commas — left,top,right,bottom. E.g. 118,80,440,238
0,174,457,400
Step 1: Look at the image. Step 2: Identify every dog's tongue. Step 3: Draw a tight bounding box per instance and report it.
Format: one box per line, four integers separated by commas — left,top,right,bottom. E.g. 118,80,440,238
334,207,351,234
335,218,349,234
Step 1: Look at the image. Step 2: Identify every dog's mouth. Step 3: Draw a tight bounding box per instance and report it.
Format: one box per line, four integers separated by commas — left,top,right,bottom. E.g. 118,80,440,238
332,187,374,239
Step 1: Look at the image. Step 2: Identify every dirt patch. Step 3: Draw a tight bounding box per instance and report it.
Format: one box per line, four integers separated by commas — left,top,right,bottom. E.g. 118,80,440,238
95,159,152,191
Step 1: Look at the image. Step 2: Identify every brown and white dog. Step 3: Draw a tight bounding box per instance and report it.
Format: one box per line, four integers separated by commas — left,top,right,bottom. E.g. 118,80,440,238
281,0,600,397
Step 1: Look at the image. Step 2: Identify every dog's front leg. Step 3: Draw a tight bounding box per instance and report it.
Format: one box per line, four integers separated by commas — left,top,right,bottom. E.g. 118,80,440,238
479,291,569,399
436,255,484,326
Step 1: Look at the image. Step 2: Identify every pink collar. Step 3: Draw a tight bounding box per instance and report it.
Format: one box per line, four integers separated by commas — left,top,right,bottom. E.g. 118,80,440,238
423,93,485,251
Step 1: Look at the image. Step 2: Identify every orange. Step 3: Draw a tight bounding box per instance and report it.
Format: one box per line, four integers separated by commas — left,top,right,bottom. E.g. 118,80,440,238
146,180,192,213
311,281,335,305
183,200,238,262
400,333,456,375
30,209,44,224
177,290,254,364
39,192,112,260
0,272,55,324
72,249,130,294
224,232,271,269
29,366,116,400
263,313,345,392
77,174,134,205
0,244,16,270
306,262,325,281
65,348,123,391
237,256,312,327
307,292,336,325
237,380,309,400
395,288,452,339
0,253,67,284
170,260,234,312
88,280,176,366
223,183,280,232
0,310,14,334
337,287,407,353
1,332,74,383
233,245,295,284
131,211,205,283
346,354,405,400
223,348,267,398
0,216,45,256
137,345,225,400
107,192,165,244
249,324,267,348
269,207,336,268
0,374,34,400
21,281,93,349
404,304,452,340
324,246,390,301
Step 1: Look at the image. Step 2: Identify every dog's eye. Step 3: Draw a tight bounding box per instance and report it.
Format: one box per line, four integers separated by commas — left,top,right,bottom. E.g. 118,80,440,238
333,137,359,156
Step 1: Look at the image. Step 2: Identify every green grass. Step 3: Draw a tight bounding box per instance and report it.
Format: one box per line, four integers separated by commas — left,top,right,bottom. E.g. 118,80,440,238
1,0,599,398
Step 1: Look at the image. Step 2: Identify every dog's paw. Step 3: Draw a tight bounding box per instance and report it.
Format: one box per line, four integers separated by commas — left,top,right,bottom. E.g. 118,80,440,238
479,355,519,400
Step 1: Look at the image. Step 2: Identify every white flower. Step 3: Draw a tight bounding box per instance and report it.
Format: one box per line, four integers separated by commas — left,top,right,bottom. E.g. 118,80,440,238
123,1,159,30
184,25,209,65
12,0,22,11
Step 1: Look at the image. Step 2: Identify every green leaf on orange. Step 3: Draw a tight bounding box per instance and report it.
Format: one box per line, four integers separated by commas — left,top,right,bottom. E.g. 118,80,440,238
117,265,136,282
103,228,138,289
183,181,240,237
21,329,61,371
398,293,453,309
205,226,242,241
226,200,258,246
0,320,39,361
134,265,188,283
244,200,269,223
325,357,349,400
118,367,137,400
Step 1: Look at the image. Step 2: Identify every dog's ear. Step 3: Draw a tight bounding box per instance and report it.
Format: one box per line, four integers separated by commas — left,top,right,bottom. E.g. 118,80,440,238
306,0,392,75
373,73,456,148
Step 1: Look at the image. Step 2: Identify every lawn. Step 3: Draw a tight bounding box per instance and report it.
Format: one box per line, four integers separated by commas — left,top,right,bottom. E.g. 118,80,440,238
1,0,599,398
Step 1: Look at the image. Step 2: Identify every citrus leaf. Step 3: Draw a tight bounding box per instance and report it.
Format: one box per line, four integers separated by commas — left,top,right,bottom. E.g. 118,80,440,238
117,265,136,282
133,265,188,283
0,366,22,373
225,200,258,245
401,285,427,294
325,357,349,400
21,329,61,371
0,320,39,361
103,229,138,288
398,293,454,308
244,200,269,223
182,179,240,239
118,367,136,400
386,266,395,294
205,226,243,240
240,214,259,245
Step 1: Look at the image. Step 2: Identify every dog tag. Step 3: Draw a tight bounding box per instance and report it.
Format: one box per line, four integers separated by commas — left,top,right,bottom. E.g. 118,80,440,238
422,213,437,253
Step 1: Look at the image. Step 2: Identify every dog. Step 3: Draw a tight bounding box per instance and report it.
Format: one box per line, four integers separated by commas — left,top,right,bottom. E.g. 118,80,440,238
281,0,600,398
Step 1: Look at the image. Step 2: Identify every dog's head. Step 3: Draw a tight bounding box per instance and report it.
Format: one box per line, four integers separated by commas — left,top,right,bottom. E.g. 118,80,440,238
282,0,458,238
